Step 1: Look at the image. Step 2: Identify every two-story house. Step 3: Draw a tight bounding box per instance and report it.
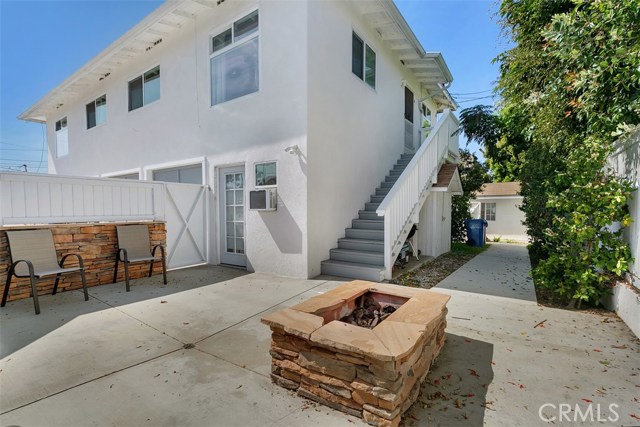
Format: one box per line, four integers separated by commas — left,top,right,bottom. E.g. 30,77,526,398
18,0,461,281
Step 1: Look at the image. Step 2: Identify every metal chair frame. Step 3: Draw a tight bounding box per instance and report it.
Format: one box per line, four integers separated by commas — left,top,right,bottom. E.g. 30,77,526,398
2,230,88,315
113,225,167,292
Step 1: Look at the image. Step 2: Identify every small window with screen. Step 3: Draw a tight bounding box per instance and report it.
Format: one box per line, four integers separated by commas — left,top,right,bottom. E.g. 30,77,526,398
255,162,276,187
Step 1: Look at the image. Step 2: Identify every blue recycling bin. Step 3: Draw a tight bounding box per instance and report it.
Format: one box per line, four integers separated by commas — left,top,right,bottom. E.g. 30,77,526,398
465,219,488,247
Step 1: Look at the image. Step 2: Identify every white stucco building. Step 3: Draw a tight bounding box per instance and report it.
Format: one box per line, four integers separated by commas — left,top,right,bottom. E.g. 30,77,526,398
471,182,527,243
18,0,460,281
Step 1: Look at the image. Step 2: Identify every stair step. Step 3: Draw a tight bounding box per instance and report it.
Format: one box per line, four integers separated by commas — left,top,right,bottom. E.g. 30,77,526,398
338,238,384,253
385,175,399,182
400,153,414,160
370,195,385,203
381,181,395,189
352,219,384,230
375,188,390,196
320,260,385,282
345,227,383,240
358,210,380,220
364,202,381,211
396,160,410,167
330,248,384,266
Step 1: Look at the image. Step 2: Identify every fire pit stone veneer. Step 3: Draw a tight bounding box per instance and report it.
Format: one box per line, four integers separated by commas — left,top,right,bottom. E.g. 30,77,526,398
261,280,450,427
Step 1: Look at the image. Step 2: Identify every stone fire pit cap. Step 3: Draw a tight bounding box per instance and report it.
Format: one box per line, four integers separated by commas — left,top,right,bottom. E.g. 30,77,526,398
261,281,450,361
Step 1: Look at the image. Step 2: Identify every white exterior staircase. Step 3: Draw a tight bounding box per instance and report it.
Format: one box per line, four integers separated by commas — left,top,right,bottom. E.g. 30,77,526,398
320,110,459,281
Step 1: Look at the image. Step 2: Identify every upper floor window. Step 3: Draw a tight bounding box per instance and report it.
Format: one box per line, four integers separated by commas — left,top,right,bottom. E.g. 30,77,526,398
86,94,106,129
481,202,496,221
128,66,160,111
352,32,376,89
55,117,68,158
210,10,259,106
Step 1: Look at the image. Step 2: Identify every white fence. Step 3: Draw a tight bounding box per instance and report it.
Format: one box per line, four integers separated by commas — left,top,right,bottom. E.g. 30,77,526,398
0,172,207,269
377,109,459,279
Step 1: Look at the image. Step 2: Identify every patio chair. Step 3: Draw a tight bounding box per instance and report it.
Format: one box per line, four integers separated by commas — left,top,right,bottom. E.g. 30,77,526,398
113,224,167,292
2,229,89,315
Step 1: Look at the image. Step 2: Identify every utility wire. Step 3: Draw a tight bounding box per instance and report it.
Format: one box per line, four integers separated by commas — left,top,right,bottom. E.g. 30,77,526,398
0,158,47,162
450,89,494,96
1,148,46,152
456,95,497,104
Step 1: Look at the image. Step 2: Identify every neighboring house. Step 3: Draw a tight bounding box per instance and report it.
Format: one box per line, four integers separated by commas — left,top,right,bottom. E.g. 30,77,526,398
471,182,527,243
18,0,460,281
606,129,639,338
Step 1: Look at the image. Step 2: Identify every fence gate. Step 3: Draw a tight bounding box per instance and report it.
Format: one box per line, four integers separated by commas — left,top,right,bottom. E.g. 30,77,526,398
164,183,208,269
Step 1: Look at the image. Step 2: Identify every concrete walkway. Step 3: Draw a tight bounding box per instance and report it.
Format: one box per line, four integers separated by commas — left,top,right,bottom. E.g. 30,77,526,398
421,244,639,426
0,244,638,426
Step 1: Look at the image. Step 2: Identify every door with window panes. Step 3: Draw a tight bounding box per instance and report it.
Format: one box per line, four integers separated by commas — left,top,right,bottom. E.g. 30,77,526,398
219,166,246,267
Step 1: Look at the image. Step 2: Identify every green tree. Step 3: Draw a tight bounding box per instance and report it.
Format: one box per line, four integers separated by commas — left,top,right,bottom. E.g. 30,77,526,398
496,0,638,306
458,104,528,182
451,149,490,242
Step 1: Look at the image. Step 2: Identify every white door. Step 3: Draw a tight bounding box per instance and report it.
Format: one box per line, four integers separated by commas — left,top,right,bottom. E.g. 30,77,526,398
219,166,246,267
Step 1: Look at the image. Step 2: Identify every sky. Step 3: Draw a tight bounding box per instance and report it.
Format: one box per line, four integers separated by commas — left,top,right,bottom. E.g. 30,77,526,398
0,0,504,173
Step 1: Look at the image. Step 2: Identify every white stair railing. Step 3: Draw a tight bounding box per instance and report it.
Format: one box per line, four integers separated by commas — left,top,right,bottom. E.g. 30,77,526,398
376,109,459,279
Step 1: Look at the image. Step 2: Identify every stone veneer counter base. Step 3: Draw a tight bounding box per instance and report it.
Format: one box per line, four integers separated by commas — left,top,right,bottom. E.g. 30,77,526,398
261,280,450,427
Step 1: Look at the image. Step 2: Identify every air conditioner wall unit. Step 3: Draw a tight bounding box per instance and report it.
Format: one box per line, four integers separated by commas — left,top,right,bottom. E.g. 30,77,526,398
249,188,277,211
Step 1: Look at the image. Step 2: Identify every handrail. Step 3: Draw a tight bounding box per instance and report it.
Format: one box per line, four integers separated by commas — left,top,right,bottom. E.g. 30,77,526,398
376,109,459,279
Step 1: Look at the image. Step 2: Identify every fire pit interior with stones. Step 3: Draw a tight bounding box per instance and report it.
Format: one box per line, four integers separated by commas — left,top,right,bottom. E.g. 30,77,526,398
261,280,450,427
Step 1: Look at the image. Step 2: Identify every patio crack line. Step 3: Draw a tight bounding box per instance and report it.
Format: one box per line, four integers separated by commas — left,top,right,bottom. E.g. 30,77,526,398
193,279,333,346
192,279,335,377
0,348,183,416
87,293,186,345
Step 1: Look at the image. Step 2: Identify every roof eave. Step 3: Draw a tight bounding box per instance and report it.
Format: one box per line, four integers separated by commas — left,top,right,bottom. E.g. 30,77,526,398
17,0,187,123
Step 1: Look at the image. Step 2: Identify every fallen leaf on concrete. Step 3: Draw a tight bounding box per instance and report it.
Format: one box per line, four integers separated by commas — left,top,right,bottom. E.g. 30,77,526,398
630,414,640,421
455,399,462,408
468,369,480,377
593,348,602,352
581,398,592,403
160,300,167,304
612,344,628,349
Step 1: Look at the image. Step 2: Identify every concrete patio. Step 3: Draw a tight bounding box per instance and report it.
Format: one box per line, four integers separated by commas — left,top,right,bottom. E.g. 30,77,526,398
1,244,638,426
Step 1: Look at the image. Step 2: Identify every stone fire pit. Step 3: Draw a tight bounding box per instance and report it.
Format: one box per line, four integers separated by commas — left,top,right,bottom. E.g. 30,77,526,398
261,280,450,427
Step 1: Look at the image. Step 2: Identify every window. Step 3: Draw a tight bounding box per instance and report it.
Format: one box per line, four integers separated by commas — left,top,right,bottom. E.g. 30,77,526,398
352,32,376,89
109,173,139,180
481,203,496,221
86,95,106,129
255,162,276,187
128,66,160,111
404,87,414,123
152,164,202,184
210,10,259,106
421,104,432,128
55,117,68,158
